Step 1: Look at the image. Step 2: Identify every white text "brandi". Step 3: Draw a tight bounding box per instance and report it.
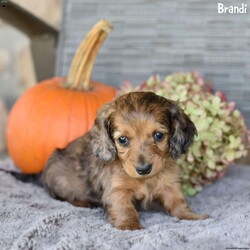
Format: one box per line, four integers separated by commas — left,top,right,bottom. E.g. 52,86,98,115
218,3,247,14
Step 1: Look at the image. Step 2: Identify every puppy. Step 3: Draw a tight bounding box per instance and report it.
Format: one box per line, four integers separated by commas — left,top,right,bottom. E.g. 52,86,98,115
43,92,209,230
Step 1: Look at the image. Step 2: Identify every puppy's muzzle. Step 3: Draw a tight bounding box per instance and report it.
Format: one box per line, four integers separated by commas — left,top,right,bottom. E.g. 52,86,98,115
135,163,152,175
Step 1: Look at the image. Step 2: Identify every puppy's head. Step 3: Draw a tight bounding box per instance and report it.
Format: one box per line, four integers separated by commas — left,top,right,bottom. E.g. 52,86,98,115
91,92,197,178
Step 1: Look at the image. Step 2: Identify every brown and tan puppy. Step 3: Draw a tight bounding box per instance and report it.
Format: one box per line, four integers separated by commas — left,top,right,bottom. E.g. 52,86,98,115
43,92,209,230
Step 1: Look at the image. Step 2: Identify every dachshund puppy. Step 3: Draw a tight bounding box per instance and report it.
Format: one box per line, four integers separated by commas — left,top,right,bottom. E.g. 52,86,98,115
43,92,209,230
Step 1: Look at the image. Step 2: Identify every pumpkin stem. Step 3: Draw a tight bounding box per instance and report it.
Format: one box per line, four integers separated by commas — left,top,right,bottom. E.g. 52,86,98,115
65,20,113,91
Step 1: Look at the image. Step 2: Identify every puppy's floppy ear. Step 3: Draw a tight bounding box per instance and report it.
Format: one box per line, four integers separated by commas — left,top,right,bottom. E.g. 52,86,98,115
90,102,117,162
168,104,197,160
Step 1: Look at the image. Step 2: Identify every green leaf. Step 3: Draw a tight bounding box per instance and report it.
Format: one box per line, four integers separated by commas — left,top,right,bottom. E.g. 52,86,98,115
207,160,216,169
185,187,198,196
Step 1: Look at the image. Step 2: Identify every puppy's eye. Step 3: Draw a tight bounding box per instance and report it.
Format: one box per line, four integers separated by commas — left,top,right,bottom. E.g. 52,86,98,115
118,136,129,146
154,132,164,142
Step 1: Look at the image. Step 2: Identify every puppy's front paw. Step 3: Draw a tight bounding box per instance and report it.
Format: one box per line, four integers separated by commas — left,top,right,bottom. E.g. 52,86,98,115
167,198,209,221
116,222,144,231
108,212,144,230
177,212,209,220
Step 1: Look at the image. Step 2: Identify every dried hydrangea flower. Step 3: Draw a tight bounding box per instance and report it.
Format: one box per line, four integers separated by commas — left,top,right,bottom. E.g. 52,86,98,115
119,72,248,196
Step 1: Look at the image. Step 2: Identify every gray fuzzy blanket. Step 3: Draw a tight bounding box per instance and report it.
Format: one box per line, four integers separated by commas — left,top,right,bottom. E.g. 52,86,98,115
0,159,250,250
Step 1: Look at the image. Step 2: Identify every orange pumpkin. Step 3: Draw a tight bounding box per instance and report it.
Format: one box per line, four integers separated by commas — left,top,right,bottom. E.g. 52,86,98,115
6,20,116,173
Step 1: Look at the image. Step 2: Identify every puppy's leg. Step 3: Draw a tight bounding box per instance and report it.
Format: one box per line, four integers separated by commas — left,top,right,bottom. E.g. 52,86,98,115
160,183,209,220
106,191,143,230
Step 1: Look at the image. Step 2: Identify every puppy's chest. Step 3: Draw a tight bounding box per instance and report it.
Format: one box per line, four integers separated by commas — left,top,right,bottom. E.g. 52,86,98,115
133,179,163,203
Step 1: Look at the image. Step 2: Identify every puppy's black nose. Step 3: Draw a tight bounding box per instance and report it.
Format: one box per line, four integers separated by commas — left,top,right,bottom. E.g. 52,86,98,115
136,164,152,175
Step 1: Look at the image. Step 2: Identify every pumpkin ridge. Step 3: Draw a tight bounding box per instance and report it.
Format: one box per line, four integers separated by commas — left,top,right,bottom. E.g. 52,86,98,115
40,89,76,168
65,91,81,144
83,93,90,131
7,83,60,172
27,84,69,171
82,89,102,128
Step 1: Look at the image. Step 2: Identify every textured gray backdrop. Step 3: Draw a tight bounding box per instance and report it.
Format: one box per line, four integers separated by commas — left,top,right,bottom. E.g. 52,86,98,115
56,0,250,127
